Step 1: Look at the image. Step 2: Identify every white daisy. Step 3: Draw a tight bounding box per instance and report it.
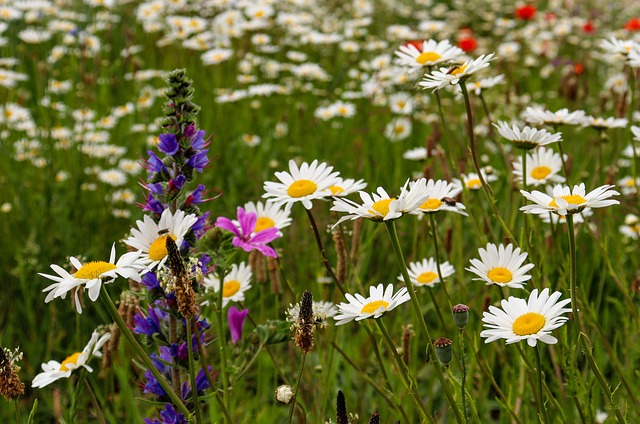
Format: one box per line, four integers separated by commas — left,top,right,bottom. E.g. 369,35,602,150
466,243,534,289
322,177,368,197
629,46,640,68
619,214,640,239
32,330,111,388
243,200,292,235
123,209,198,270
331,179,429,226
394,39,463,68
466,74,504,95
384,117,412,142
419,53,496,91
599,37,637,57
495,121,562,150
334,283,411,325
617,176,639,195
513,146,565,186
402,147,428,161
480,288,572,347
263,159,340,210
454,170,498,191
286,300,338,327
402,257,455,287
412,179,468,216
540,208,592,225
202,262,252,308
520,183,620,216
582,116,628,130
521,106,587,126
39,244,145,314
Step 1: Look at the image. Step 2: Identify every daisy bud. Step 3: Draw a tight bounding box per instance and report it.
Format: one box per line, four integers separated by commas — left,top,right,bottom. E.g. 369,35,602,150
337,390,348,424
452,304,470,330
275,384,294,405
434,337,453,366
294,291,315,354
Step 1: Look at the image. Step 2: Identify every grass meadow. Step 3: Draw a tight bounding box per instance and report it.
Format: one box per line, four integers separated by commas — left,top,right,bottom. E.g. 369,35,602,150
0,0,639,423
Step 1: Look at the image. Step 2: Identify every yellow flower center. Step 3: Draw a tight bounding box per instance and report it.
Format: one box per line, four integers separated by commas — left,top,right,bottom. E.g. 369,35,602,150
466,178,481,189
487,267,513,283
254,217,275,233
368,198,395,217
451,65,467,76
531,166,552,180
328,185,344,195
416,51,442,65
361,300,389,314
74,261,117,279
420,198,443,210
59,352,83,371
148,234,177,261
287,179,317,198
222,280,241,298
548,195,586,208
393,125,406,135
417,271,438,285
625,179,636,187
512,312,546,336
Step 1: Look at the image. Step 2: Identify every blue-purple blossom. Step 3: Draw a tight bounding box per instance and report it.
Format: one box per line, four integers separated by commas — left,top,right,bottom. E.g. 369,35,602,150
133,304,168,336
169,174,186,191
215,207,281,257
186,150,209,173
141,272,161,290
142,194,165,215
158,133,180,156
143,404,187,424
146,151,168,174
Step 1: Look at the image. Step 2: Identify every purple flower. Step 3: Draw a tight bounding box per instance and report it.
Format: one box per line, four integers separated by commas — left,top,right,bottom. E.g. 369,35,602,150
215,207,280,257
228,306,248,344
142,194,165,215
186,149,209,173
146,151,168,174
133,304,167,336
141,272,161,290
143,404,187,424
147,182,164,195
158,133,180,156
185,126,207,150
185,184,207,206
169,174,186,191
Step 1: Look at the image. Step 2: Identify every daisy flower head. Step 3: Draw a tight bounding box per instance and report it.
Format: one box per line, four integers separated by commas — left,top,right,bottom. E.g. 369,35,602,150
419,53,496,92
40,244,146,314
599,36,637,57
322,177,368,198
263,159,340,210
243,200,292,235
334,283,411,325
32,330,110,388
412,179,467,216
582,116,628,130
467,243,534,289
619,214,640,239
513,146,565,186
402,147,428,161
617,176,639,195
521,106,587,127
286,300,338,328
384,117,412,142
520,183,620,216
124,208,198,270
629,45,640,67
480,288,571,347
331,179,429,226
215,207,281,258
466,74,505,95
202,262,252,307
495,121,562,150
454,170,498,191
403,257,455,287
394,39,464,69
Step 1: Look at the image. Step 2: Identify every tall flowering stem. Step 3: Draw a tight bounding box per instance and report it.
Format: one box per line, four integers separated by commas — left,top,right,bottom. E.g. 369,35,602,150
428,213,452,308
385,221,464,423
287,354,307,424
565,215,584,333
186,317,203,424
458,82,516,244
214,267,231,410
534,346,550,424
305,209,346,295
99,286,190,417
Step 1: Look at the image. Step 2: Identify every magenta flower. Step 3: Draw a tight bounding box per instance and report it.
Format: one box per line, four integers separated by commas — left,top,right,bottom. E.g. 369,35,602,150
215,207,280,257
228,306,249,344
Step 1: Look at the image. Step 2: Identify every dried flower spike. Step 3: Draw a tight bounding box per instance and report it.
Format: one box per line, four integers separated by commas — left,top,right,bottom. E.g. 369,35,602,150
0,347,25,401
294,290,315,354
166,236,197,318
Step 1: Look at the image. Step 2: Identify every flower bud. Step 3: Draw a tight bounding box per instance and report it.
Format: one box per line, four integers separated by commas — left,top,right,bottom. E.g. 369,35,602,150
275,384,294,405
452,304,470,330
433,337,453,366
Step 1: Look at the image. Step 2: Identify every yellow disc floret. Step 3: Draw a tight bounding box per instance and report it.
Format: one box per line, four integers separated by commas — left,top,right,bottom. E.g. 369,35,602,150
361,300,389,314
487,267,513,283
419,198,443,211
512,312,546,336
59,352,83,371
369,198,395,217
254,217,276,233
531,166,552,180
417,272,438,285
549,195,586,208
74,261,116,279
148,234,177,261
416,51,442,65
222,280,241,298
287,180,317,198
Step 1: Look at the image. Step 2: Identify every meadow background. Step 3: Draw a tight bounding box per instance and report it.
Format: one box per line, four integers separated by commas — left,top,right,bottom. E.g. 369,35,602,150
0,0,639,422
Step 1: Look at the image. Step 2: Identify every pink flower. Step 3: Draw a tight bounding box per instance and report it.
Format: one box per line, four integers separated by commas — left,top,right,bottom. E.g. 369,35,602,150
228,306,249,344
215,207,280,257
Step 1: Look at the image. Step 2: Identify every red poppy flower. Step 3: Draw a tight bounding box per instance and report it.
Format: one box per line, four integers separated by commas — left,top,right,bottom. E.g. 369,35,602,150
624,17,640,31
458,37,477,53
582,21,595,34
515,5,536,20
404,40,424,51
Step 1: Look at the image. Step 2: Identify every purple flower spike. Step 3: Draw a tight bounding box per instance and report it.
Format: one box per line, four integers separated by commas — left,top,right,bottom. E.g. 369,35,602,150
158,133,180,156
215,207,281,257
187,149,209,173
228,306,249,344
146,151,168,174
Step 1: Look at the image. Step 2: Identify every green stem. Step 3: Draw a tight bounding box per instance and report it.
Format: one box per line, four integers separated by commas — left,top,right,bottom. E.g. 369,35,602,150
534,345,550,424
84,379,106,424
521,149,529,248
565,215,584,333
305,208,346,295
376,319,434,424
385,221,465,423
186,318,203,424
428,213,452,308
99,286,190,417
459,331,468,424
287,353,307,424
578,334,626,424
459,82,516,245
215,268,231,410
